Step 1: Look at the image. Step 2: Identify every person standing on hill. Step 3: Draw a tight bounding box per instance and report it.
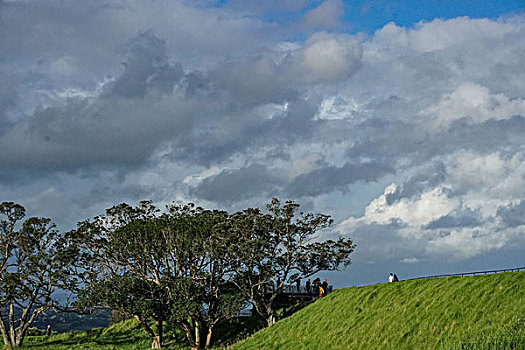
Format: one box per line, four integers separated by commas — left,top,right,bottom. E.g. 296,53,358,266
321,278,328,296
306,279,311,294
388,273,394,283
314,277,322,295
296,278,301,292
393,274,399,282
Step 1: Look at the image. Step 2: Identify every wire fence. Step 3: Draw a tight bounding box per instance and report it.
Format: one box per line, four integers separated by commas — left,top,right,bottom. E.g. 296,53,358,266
407,266,525,281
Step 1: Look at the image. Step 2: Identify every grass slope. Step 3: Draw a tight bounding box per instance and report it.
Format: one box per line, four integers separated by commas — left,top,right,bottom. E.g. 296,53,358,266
20,311,265,349
21,318,190,349
233,272,525,350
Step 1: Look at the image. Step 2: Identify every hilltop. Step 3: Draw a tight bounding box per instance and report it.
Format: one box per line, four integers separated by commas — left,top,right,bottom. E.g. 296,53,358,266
233,272,525,349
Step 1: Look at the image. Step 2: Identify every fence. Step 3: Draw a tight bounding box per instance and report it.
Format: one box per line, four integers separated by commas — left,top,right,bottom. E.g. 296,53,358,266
407,266,525,280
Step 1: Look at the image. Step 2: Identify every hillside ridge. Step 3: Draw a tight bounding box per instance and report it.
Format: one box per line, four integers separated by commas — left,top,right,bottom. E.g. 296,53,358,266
233,271,525,349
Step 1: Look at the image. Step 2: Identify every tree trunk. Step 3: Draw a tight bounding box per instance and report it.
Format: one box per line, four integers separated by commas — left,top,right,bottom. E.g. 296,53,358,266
151,320,163,349
0,317,10,347
182,324,199,350
134,315,163,349
194,320,202,349
250,298,276,326
151,336,161,349
205,325,214,349
8,303,15,346
266,305,276,326
266,314,276,326
14,328,26,347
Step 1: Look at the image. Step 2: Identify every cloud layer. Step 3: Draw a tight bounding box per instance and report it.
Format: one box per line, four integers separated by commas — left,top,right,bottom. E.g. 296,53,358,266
1,1,524,267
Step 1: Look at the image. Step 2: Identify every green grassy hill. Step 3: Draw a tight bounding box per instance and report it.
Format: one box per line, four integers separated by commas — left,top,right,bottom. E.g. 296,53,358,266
233,272,525,350
16,272,525,349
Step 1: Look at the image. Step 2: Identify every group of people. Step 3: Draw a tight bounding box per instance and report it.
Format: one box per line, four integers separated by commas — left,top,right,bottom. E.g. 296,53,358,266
388,273,399,283
303,277,329,297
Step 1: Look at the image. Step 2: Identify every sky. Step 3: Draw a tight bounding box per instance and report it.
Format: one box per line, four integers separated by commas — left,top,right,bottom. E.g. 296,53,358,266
1,0,524,287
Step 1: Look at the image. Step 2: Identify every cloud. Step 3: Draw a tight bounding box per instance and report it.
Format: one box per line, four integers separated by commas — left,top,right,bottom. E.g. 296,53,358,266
0,31,190,172
189,164,282,204
1,5,524,269
300,0,345,31
110,31,183,98
190,159,392,203
337,149,525,262
285,160,392,197
424,224,509,261
284,32,362,84
497,201,525,228
223,0,312,14
425,209,482,230
420,82,525,129
400,257,421,264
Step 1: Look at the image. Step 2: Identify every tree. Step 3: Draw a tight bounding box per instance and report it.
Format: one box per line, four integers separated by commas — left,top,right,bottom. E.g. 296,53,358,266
161,205,246,349
80,273,170,349
223,198,355,326
72,201,245,349
70,201,167,349
0,202,79,347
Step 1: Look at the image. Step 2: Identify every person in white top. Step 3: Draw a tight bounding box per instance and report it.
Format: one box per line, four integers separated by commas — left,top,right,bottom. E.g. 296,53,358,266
388,273,394,283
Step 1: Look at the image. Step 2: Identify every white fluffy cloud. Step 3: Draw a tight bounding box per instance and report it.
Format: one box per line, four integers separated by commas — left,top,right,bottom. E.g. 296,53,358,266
337,150,525,262
420,82,525,129
340,184,457,229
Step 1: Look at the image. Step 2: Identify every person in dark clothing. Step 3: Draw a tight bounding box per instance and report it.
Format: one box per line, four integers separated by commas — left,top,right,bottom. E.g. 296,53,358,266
393,274,399,282
313,278,320,295
306,279,311,294
321,278,328,296
296,278,301,292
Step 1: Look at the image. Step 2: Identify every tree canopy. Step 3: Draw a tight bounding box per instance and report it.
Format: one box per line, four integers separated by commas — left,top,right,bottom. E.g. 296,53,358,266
0,202,79,347
221,199,355,325
1,198,355,349
72,202,246,349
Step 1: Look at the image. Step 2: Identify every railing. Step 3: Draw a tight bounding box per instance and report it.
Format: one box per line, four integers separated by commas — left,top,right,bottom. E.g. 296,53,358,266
265,285,333,295
407,266,525,280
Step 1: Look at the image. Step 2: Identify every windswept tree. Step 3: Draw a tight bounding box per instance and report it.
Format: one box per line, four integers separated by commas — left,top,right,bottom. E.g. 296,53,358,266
162,205,246,349
70,201,167,348
72,201,245,350
0,202,79,347
222,198,355,326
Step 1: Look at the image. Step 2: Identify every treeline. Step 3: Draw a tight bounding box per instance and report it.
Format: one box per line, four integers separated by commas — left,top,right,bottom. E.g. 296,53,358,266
0,199,355,349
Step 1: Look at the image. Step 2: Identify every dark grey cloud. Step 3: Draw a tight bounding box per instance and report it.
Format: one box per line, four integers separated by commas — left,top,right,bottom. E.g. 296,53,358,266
346,115,525,170
110,31,183,98
2,27,364,175
210,55,298,106
286,161,393,197
0,32,190,172
435,116,525,156
425,209,482,230
189,159,393,204
77,183,150,210
497,201,525,228
386,161,447,204
165,98,319,167
0,0,273,73
189,164,282,203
